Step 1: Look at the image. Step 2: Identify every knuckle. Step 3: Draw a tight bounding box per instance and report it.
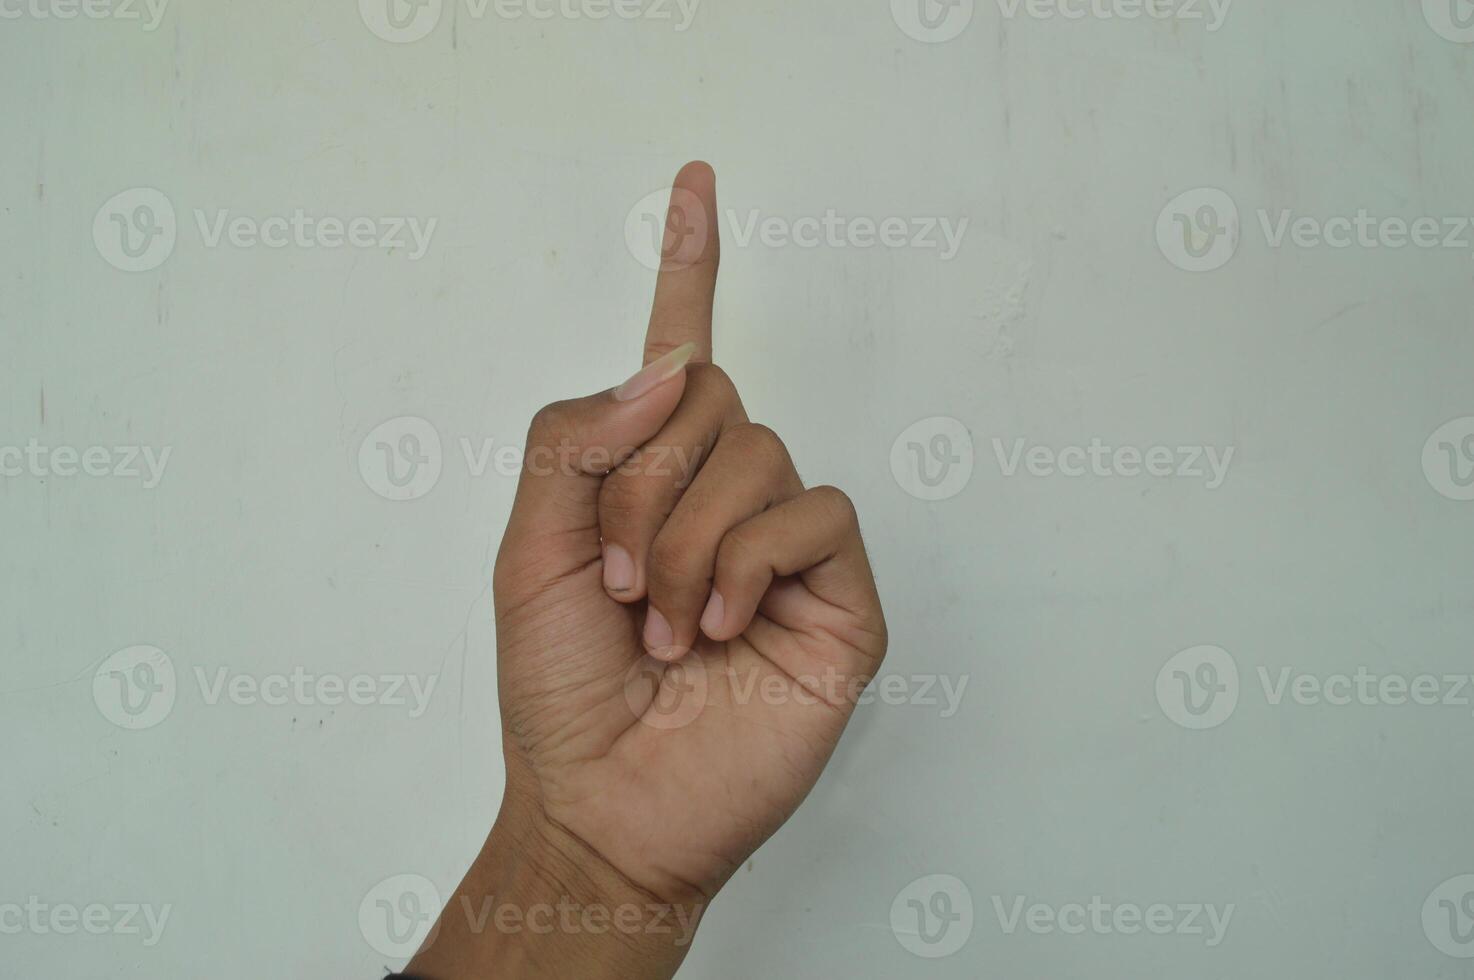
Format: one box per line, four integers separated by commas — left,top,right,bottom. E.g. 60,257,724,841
646,532,693,586
811,485,859,528
597,471,656,532
684,362,738,405
725,422,790,469
716,527,772,595
528,399,578,445
717,523,764,571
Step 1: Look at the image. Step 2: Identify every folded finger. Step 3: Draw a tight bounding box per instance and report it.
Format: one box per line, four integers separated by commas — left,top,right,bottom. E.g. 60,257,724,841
597,362,745,603
701,486,884,645
641,423,803,659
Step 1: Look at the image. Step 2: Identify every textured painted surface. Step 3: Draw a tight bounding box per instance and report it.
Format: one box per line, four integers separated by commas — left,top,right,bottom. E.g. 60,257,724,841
3,1,1473,976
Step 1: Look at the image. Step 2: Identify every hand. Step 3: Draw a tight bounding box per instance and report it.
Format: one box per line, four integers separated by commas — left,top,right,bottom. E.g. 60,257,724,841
406,162,887,979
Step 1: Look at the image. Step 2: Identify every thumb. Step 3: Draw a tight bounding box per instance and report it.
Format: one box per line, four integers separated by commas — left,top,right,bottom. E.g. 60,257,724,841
498,343,695,585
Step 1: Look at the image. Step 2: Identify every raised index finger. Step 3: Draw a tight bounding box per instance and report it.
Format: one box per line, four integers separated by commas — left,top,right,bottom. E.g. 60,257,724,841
644,160,720,365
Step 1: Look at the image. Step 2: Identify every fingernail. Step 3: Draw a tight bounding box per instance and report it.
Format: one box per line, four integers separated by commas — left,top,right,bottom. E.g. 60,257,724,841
699,590,725,637
643,605,675,652
603,544,636,593
614,342,696,402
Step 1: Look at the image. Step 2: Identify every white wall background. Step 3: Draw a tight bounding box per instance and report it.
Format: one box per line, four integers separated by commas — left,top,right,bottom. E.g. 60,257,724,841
4,0,1474,976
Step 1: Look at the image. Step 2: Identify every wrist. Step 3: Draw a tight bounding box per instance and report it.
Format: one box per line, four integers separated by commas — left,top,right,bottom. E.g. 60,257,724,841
404,793,705,979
